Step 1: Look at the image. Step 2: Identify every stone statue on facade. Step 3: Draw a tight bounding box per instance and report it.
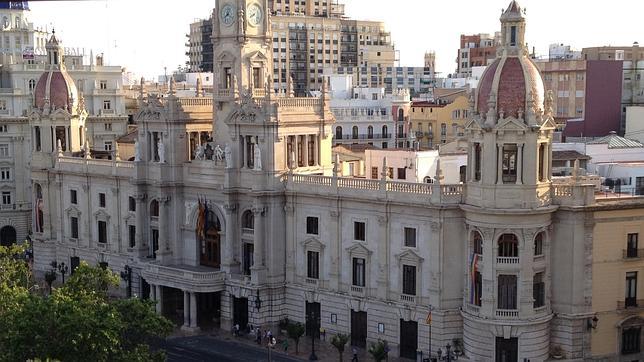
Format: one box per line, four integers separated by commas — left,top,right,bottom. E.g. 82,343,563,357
84,139,91,159
56,139,63,157
134,140,141,162
215,145,224,162
224,143,232,168
157,140,166,163
544,90,554,117
253,145,262,171
194,144,205,160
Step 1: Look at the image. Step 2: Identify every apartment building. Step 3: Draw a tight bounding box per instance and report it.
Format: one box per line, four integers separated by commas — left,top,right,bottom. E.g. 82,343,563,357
409,95,469,149
456,32,500,77
185,17,214,73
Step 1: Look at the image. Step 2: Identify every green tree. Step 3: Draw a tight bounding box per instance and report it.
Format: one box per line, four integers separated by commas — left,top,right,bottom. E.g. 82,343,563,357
330,333,350,362
286,322,306,355
368,339,389,362
0,247,172,362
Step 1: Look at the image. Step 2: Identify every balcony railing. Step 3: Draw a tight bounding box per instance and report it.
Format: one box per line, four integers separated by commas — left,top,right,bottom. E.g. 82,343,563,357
400,294,416,303
496,309,519,318
350,285,365,295
623,249,644,259
618,299,644,310
335,133,392,141
497,256,520,264
306,278,319,286
465,304,480,314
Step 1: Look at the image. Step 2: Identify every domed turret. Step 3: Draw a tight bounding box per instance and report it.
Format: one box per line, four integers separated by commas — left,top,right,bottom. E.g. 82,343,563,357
33,31,79,113
475,0,545,124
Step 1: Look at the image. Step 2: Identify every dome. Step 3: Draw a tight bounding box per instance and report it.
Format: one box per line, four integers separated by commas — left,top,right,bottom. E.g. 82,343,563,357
475,0,545,120
34,70,78,112
33,31,79,113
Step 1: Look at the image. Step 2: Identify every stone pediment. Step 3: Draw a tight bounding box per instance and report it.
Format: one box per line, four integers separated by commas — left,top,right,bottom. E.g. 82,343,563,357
345,243,373,256
395,249,424,263
225,93,263,124
301,237,325,250
464,118,483,131
247,51,268,62
65,205,81,216
495,117,528,132
93,209,110,221
539,116,557,130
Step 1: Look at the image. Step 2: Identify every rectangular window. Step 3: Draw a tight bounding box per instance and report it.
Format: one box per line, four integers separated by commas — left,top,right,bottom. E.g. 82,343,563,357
352,258,365,287
104,123,112,131
627,233,639,258
474,143,482,181
387,167,393,179
502,144,518,183
128,197,136,212
354,221,366,241
252,67,261,88
224,67,232,88
402,265,416,295
104,142,113,151
0,100,6,111
98,220,107,244
510,26,517,45
0,167,10,180
533,272,545,308
307,251,319,279
103,100,111,110
626,272,638,308
404,227,416,248
498,274,518,310
99,80,107,90
623,327,641,354
1,191,10,205
371,167,378,179
397,167,406,180
99,193,106,208
128,225,136,248
70,216,79,239
306,216,319,235
0,144,9,157
70,189,77,205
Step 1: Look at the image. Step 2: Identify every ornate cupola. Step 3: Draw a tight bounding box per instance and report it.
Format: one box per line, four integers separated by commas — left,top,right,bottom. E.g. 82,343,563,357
464,0,556,209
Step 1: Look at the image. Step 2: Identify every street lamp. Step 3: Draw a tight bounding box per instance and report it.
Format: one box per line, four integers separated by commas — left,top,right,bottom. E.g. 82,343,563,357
307,310,318,361
51,261,68,284
120,264,132,298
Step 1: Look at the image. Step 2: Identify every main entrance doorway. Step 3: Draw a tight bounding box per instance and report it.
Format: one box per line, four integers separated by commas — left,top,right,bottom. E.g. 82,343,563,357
199,211,221,268
305,302,321,338
0,226,16,247
351,310,367,348
495,337,518,362
400,319,418,359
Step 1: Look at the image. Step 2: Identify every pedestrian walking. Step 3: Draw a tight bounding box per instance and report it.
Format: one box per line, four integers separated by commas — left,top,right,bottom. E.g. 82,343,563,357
256,327,262,345
282,338,289,352
352,347,359,362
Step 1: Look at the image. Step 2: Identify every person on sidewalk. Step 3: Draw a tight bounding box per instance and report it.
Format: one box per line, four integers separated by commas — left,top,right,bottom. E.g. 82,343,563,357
282,338,289,352
256,327,262,345
351,347,358,362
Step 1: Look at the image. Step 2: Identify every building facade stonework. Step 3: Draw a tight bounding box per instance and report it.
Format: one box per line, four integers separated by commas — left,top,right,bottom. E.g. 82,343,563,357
23,1,644,361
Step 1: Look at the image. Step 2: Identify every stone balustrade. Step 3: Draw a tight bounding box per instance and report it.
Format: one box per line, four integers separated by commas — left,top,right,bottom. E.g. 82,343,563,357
56,156,134,177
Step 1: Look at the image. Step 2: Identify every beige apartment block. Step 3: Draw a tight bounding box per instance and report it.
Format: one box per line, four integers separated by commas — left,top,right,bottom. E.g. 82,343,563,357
536,60,586,126
409,95,469,148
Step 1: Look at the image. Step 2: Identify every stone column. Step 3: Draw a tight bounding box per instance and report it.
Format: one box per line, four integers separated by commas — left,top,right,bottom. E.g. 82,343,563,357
183,291,190,328
150,284,156,302
467,144,474,182
285,204,296,283
222,203,237,273
251,207,266,284
314,135,320,166
157,196,171,262
155,285,163,314
497,144,504,185
547,143,553,181
189,292,199,330
376,215,389,299
302,135,309,167
516,144,523,185
328,210,340,290
134,194,147,252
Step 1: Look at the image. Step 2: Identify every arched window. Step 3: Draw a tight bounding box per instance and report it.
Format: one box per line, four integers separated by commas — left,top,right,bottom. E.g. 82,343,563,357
335,126,343,140
498,234,518,257
352,126,358,139
472,231,483,255
242,210,254,230
398,108,404,122
382,125,388,137
200,210,221,268
367,125,373,139
534,232,544,256
398,124,404,138
149,200,159,218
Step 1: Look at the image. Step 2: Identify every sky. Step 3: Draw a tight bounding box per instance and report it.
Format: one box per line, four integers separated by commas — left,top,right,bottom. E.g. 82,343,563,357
26,0,643,80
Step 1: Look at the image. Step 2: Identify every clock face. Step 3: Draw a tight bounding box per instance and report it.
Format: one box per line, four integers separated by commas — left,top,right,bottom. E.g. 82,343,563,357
220,4,235,26
247,4,262,27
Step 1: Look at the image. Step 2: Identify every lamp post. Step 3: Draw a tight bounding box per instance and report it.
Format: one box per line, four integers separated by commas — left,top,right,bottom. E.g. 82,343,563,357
51,261,68,284
120,264,132,298
308,310,318,361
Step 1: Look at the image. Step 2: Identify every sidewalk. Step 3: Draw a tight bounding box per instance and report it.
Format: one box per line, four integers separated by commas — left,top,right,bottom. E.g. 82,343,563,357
184,327,413,362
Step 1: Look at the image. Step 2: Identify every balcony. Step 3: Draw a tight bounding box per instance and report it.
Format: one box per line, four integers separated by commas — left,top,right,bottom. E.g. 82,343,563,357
497,256,520,264
335,133,392,141
496,309,519,318
465,304,480,314
623,249,644,259
618,299,644,310
141,262,225,293
305,278,319,286
350,285,365,297
400,294,416,304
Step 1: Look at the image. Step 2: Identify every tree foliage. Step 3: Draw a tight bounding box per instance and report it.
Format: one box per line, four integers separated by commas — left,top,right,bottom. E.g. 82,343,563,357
286,322,306,354
368,339,389,362
330,333,350,362
0,246,173,362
